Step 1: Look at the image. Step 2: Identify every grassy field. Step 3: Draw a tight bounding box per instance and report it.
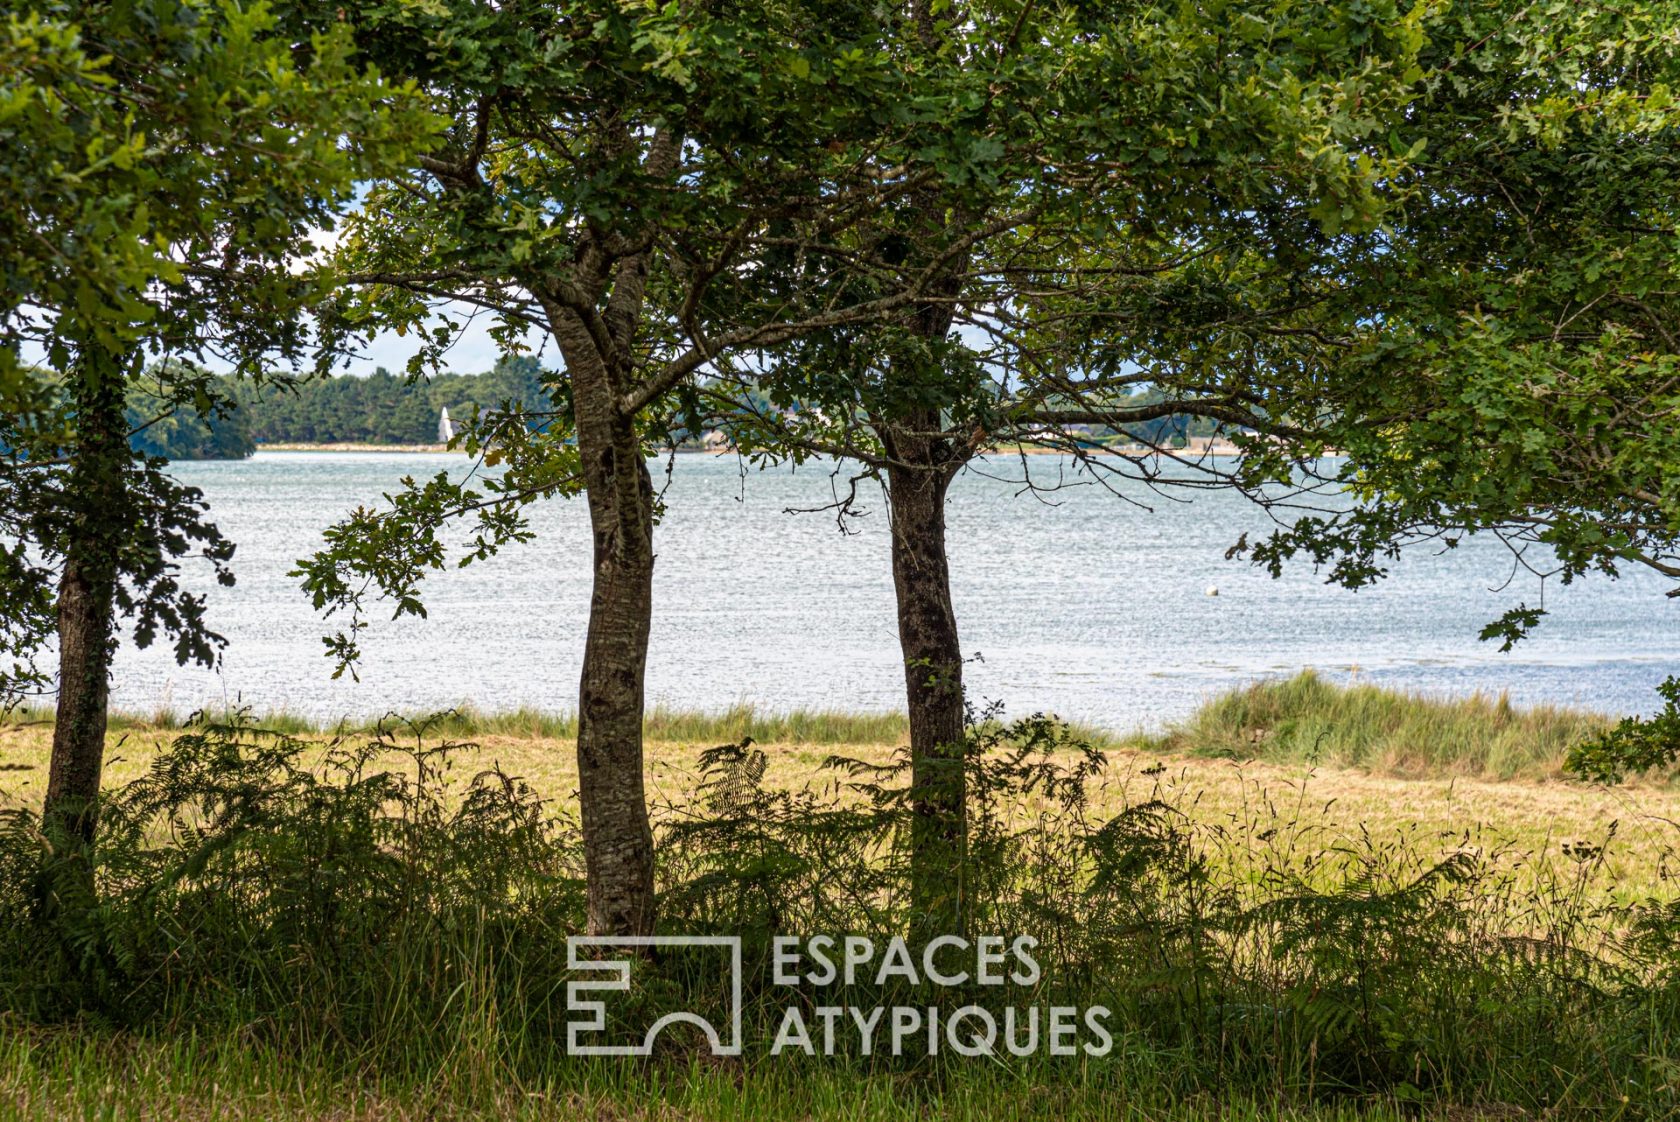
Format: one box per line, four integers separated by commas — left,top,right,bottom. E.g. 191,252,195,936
0,674,1674,1121
1,673,1669,896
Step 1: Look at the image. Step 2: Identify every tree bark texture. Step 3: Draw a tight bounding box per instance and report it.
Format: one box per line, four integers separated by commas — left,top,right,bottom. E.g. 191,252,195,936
547,302,659,937
44,365,127,845
883,419,969,935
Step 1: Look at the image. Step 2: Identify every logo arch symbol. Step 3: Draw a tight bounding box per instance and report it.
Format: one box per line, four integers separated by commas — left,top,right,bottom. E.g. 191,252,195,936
566,935,743,1057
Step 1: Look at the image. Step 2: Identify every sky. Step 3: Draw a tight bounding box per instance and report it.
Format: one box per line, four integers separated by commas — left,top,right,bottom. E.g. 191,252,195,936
343,305,545,378
306,213,547,378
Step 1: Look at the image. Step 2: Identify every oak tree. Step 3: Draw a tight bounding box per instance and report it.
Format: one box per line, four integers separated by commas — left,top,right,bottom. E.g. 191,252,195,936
298,0,957,934
0,1,431,846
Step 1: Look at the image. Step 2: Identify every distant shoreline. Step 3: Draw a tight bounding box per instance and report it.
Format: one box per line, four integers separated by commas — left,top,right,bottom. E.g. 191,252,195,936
255,442,745,455
255,439,1252,457
257,442,454,453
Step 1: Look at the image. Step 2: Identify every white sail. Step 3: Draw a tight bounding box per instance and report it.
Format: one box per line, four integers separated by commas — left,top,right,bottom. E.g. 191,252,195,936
438,407,454,442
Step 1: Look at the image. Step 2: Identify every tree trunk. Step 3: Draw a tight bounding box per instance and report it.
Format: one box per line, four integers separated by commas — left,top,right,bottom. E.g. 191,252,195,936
534,129,676,936
43,367,127,846
548,305,659,937
575,416,658,936
884,429,968,935
880,195,973,933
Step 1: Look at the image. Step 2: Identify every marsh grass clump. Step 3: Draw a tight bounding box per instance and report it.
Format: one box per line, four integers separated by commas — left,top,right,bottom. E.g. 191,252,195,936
1160,670,1611,779
0,709,1672,1117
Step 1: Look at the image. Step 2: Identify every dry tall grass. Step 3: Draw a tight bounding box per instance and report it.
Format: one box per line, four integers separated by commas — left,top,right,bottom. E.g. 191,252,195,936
1,675,1672,897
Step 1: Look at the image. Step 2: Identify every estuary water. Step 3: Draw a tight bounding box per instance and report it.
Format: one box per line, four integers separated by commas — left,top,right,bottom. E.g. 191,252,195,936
95,450,1680,729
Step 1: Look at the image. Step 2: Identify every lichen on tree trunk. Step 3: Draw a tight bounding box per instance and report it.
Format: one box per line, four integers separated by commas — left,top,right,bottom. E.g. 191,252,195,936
43,367,126,846
884,424,969,936
548,299,660,937
575,418,659,937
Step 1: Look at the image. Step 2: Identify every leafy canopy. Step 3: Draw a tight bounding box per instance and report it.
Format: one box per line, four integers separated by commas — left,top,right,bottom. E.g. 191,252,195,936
0,0,435,704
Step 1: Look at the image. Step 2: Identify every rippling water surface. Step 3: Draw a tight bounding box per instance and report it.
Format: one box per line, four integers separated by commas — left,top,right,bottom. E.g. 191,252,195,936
95,451,1680,729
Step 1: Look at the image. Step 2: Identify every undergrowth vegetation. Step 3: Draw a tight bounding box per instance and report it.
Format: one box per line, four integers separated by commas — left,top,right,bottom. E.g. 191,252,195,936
0,709,1673,1118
